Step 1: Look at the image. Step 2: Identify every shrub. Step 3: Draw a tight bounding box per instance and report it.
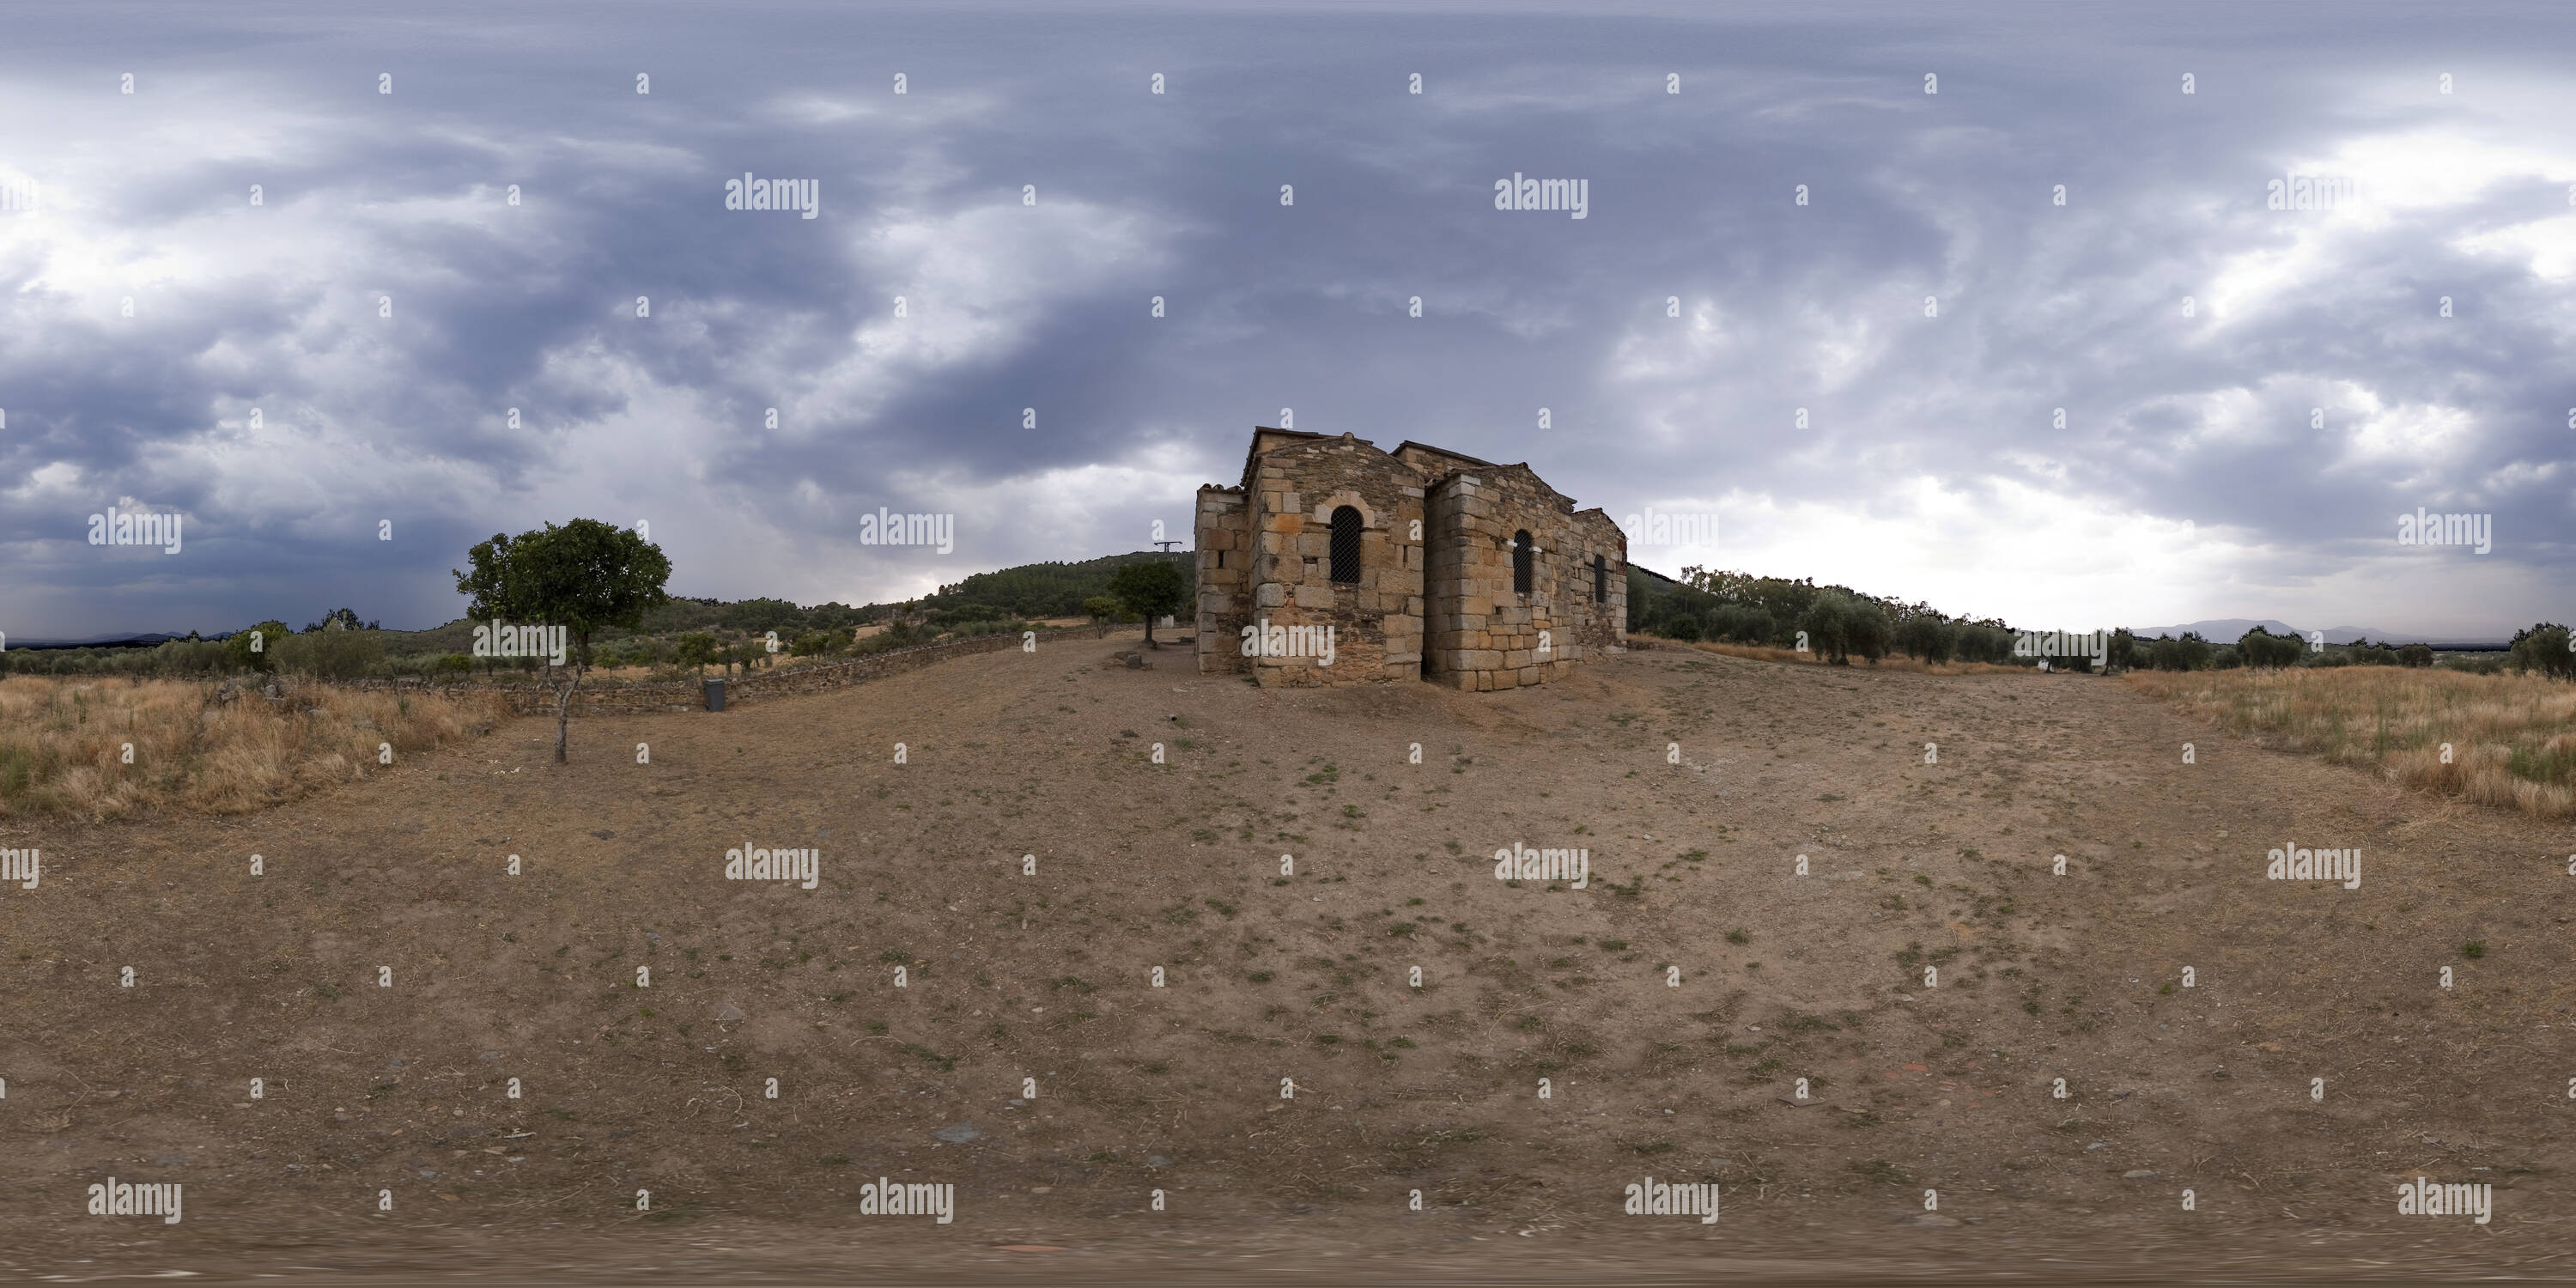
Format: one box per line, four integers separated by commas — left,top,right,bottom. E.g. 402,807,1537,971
223,621,292,673
2236,626,2305,671
274,624,386,681
2508,623,2574,680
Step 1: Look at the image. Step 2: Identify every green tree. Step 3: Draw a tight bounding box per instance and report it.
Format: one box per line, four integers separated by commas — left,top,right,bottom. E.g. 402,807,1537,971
675,632,720,673
1082,594,1123,638
1106,558,1187,648
223,620,291,673
278,617,386,680
2508,623,2574,679
453,519,672,762
2236,625,2305,671
2397,642,2434,668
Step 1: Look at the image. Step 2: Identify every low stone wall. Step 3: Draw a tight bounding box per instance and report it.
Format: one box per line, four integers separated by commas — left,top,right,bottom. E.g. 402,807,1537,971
483,625,1097,716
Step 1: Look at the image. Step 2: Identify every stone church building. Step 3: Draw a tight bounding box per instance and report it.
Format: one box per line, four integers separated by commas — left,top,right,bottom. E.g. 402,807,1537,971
1194,428,1626,688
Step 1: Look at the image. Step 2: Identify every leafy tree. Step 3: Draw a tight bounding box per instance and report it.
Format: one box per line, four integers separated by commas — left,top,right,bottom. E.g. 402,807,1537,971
1082,594,1123,631
453,519,672,762
918,551,1198,621
674,632,719,674
1664,614,1703,642
1896,611,1957,665
223,620,291,673
1710,603,1777,647
718,597,804,634
2508,623,2574,679
1106,558,1187,648
303,607,379,633
2108,629,2139,671
2236,625,2305,671
2397,642,2434,668
278,617,385,680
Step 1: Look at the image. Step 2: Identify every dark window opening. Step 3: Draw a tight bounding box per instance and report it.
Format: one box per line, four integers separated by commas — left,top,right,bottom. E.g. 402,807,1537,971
1592,554,1607,604
1329,506,1364,583
1512,530,1534,595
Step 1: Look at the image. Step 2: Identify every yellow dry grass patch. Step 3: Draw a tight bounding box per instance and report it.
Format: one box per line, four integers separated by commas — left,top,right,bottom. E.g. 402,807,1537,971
1656,635,2022,675
2126,665,2576,817
0,675,507,818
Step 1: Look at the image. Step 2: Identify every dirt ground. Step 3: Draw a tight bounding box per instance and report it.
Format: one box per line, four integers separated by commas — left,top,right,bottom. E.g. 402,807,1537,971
2,633,2569,1284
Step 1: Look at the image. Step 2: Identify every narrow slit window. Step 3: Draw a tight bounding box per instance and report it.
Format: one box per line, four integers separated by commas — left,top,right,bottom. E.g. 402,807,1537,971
1512,530,1534,595
1329,506,1364,583
1592,553,1607,604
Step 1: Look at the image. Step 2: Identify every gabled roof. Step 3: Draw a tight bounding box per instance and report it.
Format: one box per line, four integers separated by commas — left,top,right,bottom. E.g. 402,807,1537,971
1392,440,1497,472
1242,426,1326,490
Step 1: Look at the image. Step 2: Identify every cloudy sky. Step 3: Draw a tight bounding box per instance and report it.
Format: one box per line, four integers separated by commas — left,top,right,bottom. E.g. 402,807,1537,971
3,0,2571,641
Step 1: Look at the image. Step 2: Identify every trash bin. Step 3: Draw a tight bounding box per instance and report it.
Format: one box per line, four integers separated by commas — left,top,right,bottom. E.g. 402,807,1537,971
704,677,726,711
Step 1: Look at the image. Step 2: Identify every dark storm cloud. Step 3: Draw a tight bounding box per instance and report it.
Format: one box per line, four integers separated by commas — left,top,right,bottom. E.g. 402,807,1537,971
2,1,2570,638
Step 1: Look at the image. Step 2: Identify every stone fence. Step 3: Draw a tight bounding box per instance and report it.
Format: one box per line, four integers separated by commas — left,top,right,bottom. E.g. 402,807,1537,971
341,624,1113,717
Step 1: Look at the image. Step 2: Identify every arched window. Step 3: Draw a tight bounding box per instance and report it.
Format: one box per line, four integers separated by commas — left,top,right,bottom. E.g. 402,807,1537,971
1512,530,1534,595
1592,553,1607,604
1329,506,1363,583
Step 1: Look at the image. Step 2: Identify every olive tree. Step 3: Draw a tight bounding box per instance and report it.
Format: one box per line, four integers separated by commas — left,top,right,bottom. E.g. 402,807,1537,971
453,519,672,762
1106,558,1186,648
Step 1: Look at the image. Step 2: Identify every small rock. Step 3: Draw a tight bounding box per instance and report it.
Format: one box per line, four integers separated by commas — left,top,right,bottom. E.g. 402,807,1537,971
2085,1141,2108,1151
1148,1156,1173,1169
478,1050,501,1063
2122,1170,2155,1179
934,1122,981,1144
713,1001,747,1022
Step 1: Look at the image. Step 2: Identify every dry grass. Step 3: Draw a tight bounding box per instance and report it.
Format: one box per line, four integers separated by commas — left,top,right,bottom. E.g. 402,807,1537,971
0,675,507,818
2126,665,2576,817
1656,635,2024,675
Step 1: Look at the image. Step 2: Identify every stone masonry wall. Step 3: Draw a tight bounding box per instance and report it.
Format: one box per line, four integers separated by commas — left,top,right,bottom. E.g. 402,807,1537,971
1565,508,1630,658
411,624,1098,716
1240,435,1425,685
1199,429,1623,691
1422,465,1595,690
1194,486,1253,675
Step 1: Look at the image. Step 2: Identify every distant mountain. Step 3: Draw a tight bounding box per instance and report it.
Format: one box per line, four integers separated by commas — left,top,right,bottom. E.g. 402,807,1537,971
2121,620,2501,647
5,631,193,650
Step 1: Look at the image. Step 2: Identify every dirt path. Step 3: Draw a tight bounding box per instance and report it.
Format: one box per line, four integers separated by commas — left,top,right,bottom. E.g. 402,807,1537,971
1,636,2565,1281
